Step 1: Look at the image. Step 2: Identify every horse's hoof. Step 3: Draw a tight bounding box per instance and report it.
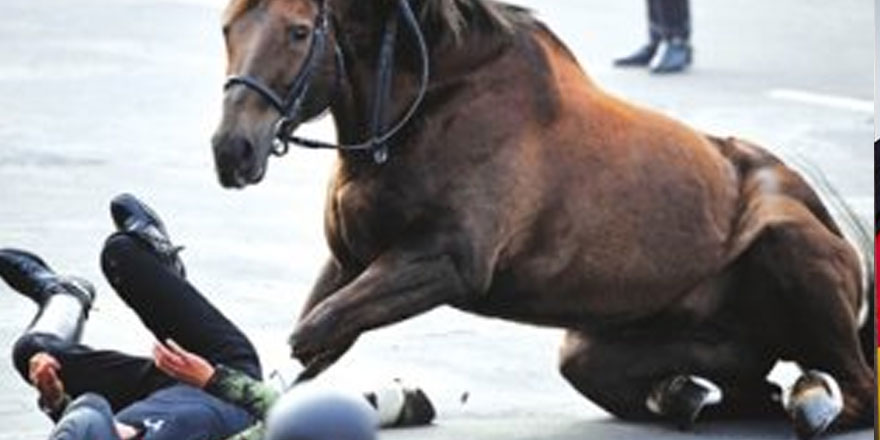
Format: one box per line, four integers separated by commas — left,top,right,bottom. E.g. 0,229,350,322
646,375,722,431
785,371,843,440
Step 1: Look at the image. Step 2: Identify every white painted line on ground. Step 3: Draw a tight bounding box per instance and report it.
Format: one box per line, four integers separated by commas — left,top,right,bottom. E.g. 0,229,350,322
767,88,873,113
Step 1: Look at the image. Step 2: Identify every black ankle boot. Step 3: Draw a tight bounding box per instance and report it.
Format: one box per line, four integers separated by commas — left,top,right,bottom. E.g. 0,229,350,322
614,42,659,67
650,37,692,74
110,193,186,278
0,249,65,305
1,248,95,347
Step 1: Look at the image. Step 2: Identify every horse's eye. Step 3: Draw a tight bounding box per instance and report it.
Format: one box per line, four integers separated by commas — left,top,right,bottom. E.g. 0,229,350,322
290,25,311,42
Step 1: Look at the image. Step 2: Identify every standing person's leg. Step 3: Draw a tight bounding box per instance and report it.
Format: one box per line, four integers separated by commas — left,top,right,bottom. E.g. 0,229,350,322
659,0,690,40
648,0,664,41
101,195,262,380
1,249,173,413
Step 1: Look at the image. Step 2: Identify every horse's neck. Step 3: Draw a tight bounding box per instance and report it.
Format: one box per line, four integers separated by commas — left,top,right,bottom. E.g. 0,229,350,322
329,60,418,147
329,28,519,160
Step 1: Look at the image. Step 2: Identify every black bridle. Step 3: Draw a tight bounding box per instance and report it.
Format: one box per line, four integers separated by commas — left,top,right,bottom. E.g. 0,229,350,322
223,0,430,164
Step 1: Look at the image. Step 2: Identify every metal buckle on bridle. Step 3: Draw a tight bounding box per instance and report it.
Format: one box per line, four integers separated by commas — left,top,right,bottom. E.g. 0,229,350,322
272,118,294,157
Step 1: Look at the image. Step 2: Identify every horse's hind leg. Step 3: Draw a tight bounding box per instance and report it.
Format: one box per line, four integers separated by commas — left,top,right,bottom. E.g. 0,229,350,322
744,205,873,431
559,330,779,428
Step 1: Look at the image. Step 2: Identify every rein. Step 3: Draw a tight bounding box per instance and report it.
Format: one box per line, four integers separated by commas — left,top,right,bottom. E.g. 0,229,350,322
223,0,430,164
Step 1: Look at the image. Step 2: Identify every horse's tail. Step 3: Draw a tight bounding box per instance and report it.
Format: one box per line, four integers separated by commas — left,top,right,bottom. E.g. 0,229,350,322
790,155,874,368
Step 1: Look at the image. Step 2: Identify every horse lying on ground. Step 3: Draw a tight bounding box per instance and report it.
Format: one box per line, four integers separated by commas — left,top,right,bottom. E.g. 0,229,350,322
209,0,874,437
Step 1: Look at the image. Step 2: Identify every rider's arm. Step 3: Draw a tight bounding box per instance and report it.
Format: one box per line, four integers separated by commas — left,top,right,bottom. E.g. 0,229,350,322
153,339,280,419
204,364,281,420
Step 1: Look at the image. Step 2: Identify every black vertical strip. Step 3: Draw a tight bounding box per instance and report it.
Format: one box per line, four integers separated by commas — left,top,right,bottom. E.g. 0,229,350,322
371,6,401,164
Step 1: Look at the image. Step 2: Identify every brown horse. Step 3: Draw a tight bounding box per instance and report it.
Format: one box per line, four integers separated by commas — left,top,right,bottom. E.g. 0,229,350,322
210,0,874,437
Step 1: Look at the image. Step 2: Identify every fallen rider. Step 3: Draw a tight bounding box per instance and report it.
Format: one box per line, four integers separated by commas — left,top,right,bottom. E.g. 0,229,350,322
0,194,435,440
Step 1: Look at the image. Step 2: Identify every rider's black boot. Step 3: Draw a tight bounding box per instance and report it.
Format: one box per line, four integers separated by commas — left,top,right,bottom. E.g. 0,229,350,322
110,193,186,278
1,249,95,380
0,248,94,315
0,249,63,305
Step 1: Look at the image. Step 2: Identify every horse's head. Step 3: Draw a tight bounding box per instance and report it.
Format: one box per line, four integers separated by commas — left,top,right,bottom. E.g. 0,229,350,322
212,0,341,188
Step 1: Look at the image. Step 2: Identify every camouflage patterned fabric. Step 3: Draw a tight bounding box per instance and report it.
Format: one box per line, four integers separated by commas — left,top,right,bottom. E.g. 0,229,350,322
205,364,281,440
226,421,267,440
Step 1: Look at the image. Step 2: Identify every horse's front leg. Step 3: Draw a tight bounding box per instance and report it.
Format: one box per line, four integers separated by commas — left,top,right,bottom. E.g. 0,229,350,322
290,246,469,379
289,258,362,379
299,257,361,320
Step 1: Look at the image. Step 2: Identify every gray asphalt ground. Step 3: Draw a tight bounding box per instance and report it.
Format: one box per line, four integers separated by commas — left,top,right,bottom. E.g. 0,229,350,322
0,0,873,439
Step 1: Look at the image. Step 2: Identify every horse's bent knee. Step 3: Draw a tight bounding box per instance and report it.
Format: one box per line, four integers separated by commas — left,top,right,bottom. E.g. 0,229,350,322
558,348,654,420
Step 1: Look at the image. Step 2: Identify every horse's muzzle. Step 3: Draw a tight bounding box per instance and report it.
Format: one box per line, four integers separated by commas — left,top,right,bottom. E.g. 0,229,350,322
211,133,266,189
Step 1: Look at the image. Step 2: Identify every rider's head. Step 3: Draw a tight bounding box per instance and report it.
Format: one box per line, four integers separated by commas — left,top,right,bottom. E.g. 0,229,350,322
265,385,378,440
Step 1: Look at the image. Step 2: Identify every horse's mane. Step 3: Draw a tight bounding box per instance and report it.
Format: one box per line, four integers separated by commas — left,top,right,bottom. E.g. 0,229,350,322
417,0,536,44
222,0,536,42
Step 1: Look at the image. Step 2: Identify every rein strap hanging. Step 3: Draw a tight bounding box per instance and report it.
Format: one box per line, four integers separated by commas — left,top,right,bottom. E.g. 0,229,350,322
369,5,401,164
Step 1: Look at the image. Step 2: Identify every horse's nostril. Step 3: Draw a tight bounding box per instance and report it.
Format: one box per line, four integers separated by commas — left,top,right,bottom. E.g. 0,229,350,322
240,139,255,161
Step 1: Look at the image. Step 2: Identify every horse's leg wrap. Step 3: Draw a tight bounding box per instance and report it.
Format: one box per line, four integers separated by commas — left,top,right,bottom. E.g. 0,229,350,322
646,375,723,430
784,371,844,440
